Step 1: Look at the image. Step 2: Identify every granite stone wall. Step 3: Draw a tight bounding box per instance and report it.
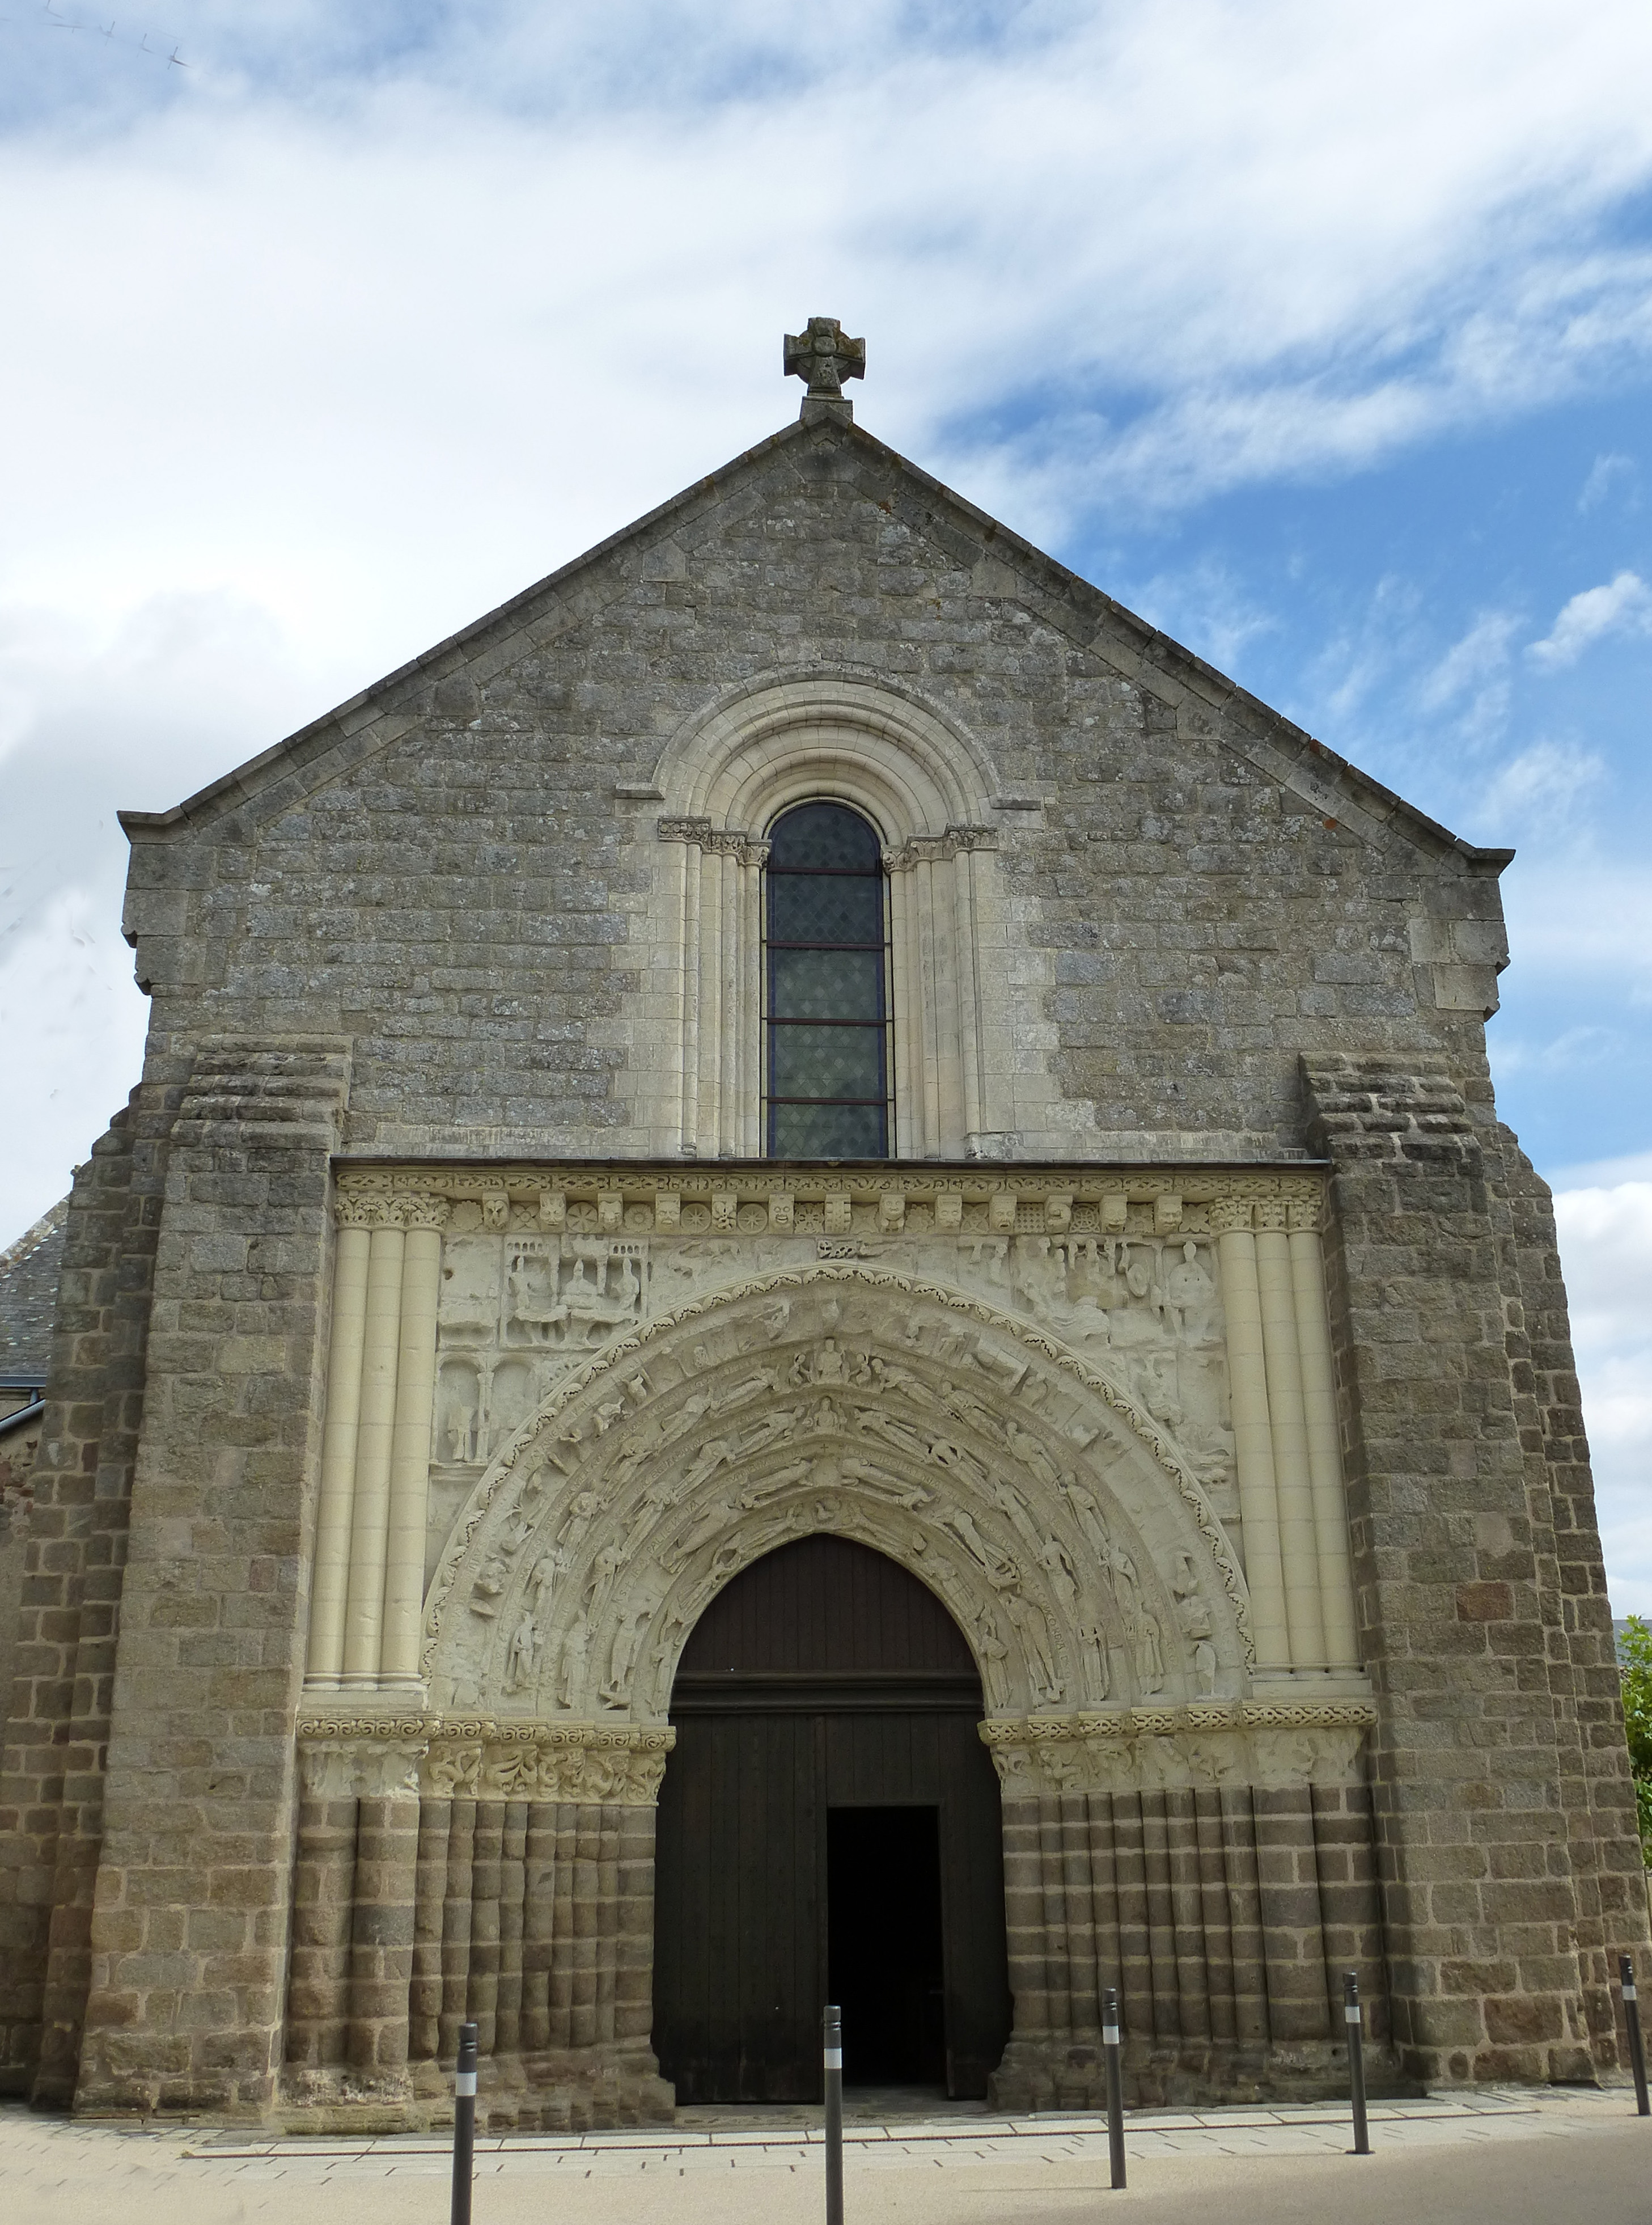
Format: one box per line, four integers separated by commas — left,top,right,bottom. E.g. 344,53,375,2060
1302,1055,1649,2085
118,412,1509,1169
4,401,1640,2118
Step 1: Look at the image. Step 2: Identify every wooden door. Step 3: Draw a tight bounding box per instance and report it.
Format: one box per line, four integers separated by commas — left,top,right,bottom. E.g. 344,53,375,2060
653,1536,1010,2104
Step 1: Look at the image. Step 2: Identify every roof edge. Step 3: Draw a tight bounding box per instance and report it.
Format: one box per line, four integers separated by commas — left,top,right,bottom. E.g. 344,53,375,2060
118,414,821,838
118,409,1510,873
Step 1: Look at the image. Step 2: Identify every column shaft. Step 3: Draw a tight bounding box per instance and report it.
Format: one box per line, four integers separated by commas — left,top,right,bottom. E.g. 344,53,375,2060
1256,1224,1327,1668
382,1220,442,1686
1037,1796,1071,2039
929,853,964,1150
469,1800,504,2057
952,847,985,1146
348,1794,420,2072
495,1799,527,2058
1194,1788,1236,2041
570,1805,600,2049
548,1801,577,2047
342,1223,405,1685
1060,1794,1098,2039
615,1807,659,2046
521,1800,557,2053
596,1807,620,2045
1290,1224,1361,1668
917,859,944,1150
679,840,702,1150
888,868,920,1153
1218,1786,1270,2045
739,853,763,1157
1166,1787,1211,2041
306,1224,371,1687
694,847,723,1157
410,1796,451,2062
1216,1223,1290,1670
438,1796,476,2065
285,1795,357,2067
718,848,740,1158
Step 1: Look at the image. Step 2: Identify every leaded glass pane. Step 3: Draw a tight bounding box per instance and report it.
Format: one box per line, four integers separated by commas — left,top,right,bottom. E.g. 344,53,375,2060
770,1022,884,1101
767,802,883,873
770,947,884,1020
764,801,891,1160
771,1101,887,1157
768,871,883,947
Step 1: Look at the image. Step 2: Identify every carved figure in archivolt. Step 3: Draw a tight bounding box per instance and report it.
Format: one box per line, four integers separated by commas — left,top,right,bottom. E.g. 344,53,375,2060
424,1263,1252,1726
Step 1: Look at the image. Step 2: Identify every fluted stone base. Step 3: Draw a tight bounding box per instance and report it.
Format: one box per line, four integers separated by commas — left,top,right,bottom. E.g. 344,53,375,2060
279,2044,673,2134
990,2032,1413,2112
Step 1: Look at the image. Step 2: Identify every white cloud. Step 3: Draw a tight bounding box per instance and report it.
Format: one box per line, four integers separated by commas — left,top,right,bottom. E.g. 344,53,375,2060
1497,853,1652,987
1416,611,1520,714
0,588,344,1239
1484,738,1605,819
1116,560,1279,675
1527,569,1652,667
0,891,149,1241
1579,450,1636,510
1554,1182,1652,1611
7,0,1652,1223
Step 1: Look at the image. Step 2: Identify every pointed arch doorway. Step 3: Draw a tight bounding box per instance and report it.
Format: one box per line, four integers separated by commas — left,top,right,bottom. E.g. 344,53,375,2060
653,1534,1011,2104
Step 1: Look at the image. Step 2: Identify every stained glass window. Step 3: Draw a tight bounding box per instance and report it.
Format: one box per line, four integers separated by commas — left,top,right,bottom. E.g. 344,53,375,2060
764,802,892,1158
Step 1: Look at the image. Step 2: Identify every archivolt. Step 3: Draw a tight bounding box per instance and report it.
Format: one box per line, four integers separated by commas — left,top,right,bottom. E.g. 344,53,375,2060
654,667,1000,840
424,1265,1251,1723
646,669,1010,1158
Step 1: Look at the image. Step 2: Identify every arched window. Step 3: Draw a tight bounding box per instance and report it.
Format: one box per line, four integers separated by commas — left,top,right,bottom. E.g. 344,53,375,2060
764,802,892,1158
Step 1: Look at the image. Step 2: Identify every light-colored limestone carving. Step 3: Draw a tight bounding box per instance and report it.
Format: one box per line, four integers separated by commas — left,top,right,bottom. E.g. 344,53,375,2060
311,1168,1364,1731
980,1698,1374,1796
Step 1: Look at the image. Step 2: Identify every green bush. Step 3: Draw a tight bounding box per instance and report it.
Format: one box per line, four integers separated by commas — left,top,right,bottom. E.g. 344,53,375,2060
1619,1615,1652,1865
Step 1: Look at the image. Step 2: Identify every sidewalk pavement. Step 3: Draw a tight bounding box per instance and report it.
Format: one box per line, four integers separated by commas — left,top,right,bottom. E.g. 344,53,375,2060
2,2086,1646,2224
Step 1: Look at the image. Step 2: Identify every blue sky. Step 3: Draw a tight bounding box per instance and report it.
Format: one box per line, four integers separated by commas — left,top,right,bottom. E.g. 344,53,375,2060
5,0,1652,1594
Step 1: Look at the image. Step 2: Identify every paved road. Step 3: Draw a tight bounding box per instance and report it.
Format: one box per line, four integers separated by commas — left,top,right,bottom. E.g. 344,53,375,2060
2,2090,1645,2224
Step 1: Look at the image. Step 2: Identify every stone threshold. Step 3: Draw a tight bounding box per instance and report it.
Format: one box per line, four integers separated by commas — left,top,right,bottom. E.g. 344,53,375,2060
178,2087,1562,2159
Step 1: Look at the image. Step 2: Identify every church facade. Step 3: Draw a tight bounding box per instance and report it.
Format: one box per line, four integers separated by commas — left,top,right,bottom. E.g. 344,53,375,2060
1,322,1643,2126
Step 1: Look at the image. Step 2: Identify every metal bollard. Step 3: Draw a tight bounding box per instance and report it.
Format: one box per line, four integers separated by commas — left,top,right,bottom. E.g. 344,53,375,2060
1102,1984,1126,2190
1622,1955,1650,2117
1343,1972,1370,2155
823,2003,844,2225
451,2020,478,2225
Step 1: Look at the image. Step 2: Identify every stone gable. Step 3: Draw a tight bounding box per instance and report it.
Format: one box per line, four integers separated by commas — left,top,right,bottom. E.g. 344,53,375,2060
118,417,1508,1165
1,378,1638,2127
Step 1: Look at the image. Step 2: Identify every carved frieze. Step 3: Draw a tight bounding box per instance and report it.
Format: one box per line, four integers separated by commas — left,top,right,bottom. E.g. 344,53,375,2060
980,1698,1376,1796
316,1160,1361,1736
295,1714,676,1806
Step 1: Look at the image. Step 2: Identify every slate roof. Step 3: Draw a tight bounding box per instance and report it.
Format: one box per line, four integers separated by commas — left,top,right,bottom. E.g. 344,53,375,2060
0,1196,69,1387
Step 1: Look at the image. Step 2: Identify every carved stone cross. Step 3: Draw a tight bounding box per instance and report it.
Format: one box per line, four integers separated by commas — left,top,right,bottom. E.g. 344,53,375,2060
784,316,866,398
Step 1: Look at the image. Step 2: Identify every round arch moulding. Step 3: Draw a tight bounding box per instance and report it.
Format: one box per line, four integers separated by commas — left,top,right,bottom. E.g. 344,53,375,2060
648,672,1011,1162
420,1258,1253,1731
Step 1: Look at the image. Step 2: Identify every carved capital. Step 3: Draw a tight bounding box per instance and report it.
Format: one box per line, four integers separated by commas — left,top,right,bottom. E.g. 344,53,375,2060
980,1699,1374,1796
301,1715,677,1806
1208,1198,1254,1236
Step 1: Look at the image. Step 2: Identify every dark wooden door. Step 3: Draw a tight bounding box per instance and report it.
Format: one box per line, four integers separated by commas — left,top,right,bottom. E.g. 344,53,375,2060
653,1535,1010,2103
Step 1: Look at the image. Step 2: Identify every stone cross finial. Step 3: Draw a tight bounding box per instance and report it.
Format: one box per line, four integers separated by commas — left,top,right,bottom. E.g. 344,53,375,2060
784,316,866,400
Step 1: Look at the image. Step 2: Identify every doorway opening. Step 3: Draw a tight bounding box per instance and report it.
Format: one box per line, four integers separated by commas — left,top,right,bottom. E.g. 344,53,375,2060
653,1533,1010,2104
828,1806,946,2087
